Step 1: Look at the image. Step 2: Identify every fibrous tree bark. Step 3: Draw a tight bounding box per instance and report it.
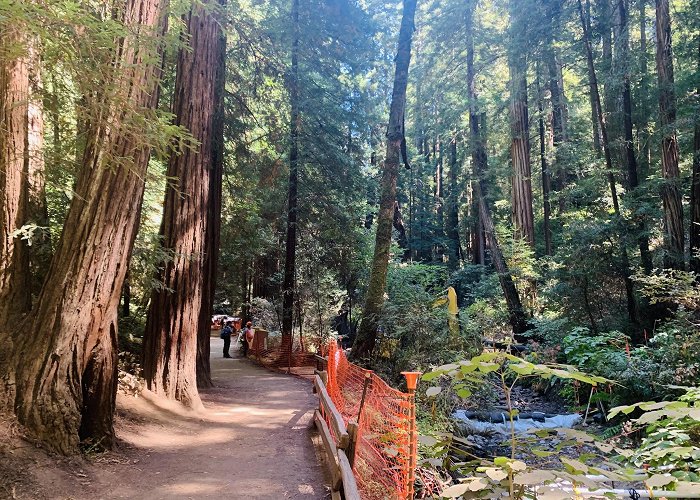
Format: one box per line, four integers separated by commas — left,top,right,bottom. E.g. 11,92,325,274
143,0,224,408
196,0,226,389
537,70,553,256
654,0,684,269
0,22,31,332
6,0,167,454
468,0,529,338
508,0,535,248
637,0,651,179
282,0,300,342
351,0,417,360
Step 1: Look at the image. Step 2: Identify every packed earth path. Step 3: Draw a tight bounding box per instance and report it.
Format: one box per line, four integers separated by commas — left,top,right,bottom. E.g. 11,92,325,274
0,337,330,500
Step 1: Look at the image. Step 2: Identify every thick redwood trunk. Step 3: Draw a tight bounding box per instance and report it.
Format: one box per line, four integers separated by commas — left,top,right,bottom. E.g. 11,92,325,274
282,0,300,340
467,8,484,266
9,0,166,454
508,2,535,248
197,0,226,389
0,25,31,331
655,0,685,269
352,0,417,360
143,0,222,409
637,0,651,180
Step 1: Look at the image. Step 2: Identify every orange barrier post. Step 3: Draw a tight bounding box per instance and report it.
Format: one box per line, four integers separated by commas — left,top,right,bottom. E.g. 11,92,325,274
402,372,420,500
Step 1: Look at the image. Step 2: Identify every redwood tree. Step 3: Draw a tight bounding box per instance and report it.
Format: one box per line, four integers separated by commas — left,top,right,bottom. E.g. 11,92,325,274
691,37,700,274
5,0,167,454
0,23,31,331
143,0,224,408
351,0,418,359
655,0,685,269
508,0,535,248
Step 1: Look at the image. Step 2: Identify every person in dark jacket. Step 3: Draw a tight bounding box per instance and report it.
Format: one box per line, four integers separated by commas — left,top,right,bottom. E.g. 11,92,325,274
221,321,234,358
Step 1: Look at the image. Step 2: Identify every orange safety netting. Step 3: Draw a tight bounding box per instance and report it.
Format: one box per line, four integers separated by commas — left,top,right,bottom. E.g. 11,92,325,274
325,341,416,500
247,330,319,379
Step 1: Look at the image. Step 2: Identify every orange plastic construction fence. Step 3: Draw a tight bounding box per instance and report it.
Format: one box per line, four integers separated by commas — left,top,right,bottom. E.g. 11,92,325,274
325,341,417,500
247,330,318,379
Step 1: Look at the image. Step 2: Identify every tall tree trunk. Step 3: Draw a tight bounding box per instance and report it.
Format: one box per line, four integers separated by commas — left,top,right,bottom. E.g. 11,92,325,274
446,135,462,268
351,0,417,360
655,0,685,269
637,0,651,180
619,0,653,273
585,0,603,154
579,0,638,324
282,0,300,341
196,0,226,389
0,23,31,331
393,201,410,260
26,42,51,296
537,71,553,256
143,0,222,409
467,6,484,266
468,0,529,337
7,0,167,454
508,0,535,248
691,37,700,274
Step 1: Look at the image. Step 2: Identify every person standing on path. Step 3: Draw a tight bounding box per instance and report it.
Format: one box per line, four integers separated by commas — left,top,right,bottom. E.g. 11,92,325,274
221,320,234,358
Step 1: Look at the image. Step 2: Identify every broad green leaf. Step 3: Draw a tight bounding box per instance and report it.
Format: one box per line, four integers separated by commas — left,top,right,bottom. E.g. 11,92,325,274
514,470,556,485
484,468,508,481
645,474,675,488
440,483,469,498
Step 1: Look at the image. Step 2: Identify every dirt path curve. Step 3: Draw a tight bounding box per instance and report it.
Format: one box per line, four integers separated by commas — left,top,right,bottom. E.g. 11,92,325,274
87,337,329,499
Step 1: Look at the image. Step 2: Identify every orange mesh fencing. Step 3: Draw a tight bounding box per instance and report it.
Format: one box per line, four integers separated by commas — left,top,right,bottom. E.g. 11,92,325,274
325,341,416,500
247,330,319,379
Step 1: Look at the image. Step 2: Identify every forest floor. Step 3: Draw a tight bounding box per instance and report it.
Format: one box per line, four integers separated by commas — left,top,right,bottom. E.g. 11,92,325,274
0,337,329,499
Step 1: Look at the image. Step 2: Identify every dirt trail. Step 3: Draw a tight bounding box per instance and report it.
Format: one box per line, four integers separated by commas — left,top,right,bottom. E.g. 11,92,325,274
1,338,329,500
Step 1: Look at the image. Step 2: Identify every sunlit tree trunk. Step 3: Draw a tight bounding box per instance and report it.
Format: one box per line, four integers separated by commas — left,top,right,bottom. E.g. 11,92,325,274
637,0,651,180
352,0,417,360
508,0,535,248
0,23,31,331
654,0,685,269
8,0,167,454
446,135,462,268
468,0,528,337
537,71,553,256
143,0,223,408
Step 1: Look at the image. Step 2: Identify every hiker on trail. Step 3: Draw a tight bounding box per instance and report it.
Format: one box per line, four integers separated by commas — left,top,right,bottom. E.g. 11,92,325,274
241,321,254,356
221,320,234,358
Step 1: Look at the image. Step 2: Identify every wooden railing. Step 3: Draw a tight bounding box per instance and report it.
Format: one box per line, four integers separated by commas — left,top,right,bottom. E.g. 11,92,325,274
313,369,361,500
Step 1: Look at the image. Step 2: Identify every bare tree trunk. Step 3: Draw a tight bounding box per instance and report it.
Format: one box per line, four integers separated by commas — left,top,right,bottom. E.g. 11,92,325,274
637,0,651,180
467,8,484,266
655,0,685,269
197,0,226,389
537,71,553,256
585,0,603,154
446,135,463,268
508,0,535,248
468,0,529,337
618,0,653,274
8,0,167,454
282,0,300,341
579,0,638,324
691,37,700,274
351,0,417,360
0,23,31,331
143,0,222,409
393,201,410,260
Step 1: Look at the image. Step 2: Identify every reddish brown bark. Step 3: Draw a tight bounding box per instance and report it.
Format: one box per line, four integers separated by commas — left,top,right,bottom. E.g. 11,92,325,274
691,37,700,274
8,0,167,454
655,0,685,269
0,25,31,330
508,1,535,248
143,0,223,408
